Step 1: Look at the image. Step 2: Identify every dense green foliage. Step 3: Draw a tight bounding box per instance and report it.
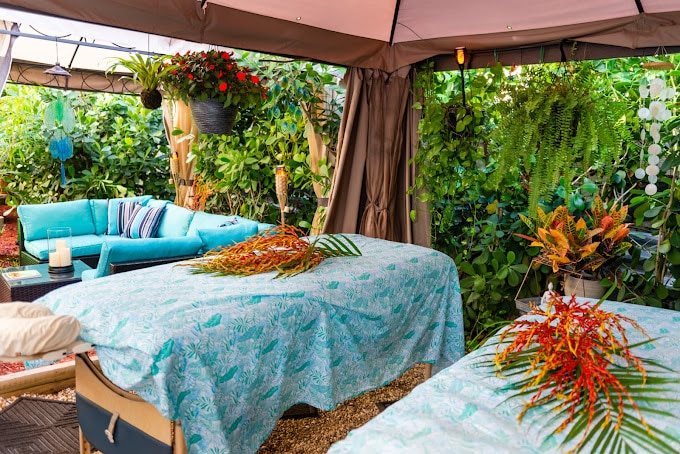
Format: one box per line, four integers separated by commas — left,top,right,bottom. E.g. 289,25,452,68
191,57,343,228
412,56,680,349
0,84,172,204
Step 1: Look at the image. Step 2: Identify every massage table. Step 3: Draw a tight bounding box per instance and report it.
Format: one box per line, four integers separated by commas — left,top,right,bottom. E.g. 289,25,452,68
35,234,464,454
328,299,680,453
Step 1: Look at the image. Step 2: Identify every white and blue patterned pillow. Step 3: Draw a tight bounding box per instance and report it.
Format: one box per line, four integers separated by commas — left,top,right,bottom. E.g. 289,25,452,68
122,205,165,239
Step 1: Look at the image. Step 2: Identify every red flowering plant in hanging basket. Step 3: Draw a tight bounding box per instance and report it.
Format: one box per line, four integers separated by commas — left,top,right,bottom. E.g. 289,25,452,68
162,50,267,110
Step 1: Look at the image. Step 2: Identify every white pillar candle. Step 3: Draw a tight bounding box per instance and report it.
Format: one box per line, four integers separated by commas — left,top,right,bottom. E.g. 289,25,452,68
58,247,72,266
55,239,67,249
49,251,62,267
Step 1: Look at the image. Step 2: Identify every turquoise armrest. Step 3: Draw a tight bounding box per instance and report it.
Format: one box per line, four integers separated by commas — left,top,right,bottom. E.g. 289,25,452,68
87,236,204,279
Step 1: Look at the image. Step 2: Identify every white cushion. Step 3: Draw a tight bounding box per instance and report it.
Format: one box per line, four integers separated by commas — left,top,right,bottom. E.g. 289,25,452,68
0,302,54,319
0,314,82,357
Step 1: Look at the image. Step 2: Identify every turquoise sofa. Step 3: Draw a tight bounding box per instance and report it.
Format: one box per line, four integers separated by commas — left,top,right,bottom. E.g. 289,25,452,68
17,196,274,280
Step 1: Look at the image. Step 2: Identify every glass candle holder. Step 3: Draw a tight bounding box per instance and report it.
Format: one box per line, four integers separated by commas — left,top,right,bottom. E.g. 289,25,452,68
47,227,73,274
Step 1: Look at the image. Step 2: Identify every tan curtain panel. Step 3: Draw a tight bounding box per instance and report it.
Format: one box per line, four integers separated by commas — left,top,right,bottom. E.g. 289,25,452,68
323,66,429,245
301,105,330,235
162,100,198,208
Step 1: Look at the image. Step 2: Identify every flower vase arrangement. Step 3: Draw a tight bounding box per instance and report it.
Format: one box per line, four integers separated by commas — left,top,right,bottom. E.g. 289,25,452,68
162,50,268,134
515,197,633,297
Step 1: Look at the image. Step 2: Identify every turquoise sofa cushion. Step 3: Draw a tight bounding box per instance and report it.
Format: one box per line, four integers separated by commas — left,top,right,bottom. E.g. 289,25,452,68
146,199,171,209
106,195,153,235
18,199,96,241
122,205,165,239
157,204,195,238
23,234,105,261
188,212,245,236
90,200,109,235
258,223,276,233
82,236,203,280
197,223,259,252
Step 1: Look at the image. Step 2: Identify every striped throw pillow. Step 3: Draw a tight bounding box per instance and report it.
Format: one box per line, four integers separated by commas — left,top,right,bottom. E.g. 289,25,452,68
121,205,166,239
116,201,142,235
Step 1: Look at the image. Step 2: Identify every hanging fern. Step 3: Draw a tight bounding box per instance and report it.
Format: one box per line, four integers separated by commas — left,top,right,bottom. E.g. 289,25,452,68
491,63,624,216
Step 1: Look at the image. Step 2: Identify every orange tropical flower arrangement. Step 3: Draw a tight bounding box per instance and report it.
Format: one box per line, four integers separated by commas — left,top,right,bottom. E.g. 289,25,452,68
162,50,267,109
187,224,361,278
515,197,632,280
493,292,679,453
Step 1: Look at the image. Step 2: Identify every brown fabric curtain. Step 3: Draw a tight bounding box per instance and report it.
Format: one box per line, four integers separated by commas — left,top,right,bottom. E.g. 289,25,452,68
162,100,198,208
323,66,429,245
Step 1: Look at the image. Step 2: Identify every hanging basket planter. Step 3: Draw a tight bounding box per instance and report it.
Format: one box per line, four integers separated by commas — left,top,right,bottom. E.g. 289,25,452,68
190,99,238,135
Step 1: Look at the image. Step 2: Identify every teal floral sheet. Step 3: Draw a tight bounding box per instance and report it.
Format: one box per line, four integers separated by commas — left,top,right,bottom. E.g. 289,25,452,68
36,234,464,454
329,299,680,453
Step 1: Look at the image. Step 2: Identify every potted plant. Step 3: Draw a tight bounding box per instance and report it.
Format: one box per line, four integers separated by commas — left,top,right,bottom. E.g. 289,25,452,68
108,54,171,109
161,50,268,134
491,63,624,217
516,196,633,298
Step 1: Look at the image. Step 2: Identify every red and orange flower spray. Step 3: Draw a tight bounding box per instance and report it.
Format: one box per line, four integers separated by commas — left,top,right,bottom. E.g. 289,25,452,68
493,293,678,452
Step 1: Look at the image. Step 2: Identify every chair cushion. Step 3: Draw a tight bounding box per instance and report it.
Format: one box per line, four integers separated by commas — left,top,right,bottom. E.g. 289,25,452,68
156,204,195,238
197,223,259,252
24,234,105,261
122,205,166,239
90,199,109,235
146,199,171,209
0,311,81,357
18,199,95,241
187,212,245,237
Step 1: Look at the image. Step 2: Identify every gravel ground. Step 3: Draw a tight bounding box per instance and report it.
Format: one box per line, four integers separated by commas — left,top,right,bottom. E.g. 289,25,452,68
0,365,427,453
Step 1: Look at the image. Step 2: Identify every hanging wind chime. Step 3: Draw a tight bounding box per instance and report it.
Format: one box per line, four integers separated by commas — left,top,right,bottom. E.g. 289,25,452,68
635,76,676,195
43,93,75,186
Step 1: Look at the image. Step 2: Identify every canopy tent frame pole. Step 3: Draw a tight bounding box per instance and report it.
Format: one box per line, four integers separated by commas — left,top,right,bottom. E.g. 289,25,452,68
0,28,160,56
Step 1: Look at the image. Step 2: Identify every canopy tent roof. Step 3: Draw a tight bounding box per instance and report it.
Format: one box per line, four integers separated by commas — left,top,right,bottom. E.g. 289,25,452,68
0,0,679,73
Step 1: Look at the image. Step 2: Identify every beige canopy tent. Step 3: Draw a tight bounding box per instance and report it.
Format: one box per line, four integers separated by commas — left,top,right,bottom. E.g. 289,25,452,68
1,0,679,244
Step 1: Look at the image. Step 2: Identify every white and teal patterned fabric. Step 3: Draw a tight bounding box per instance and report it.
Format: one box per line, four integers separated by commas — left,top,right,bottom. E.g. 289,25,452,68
36,234,464,454
329,299,680,454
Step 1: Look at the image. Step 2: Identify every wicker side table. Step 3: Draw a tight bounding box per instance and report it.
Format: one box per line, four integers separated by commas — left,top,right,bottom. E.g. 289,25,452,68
0,260,91,302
